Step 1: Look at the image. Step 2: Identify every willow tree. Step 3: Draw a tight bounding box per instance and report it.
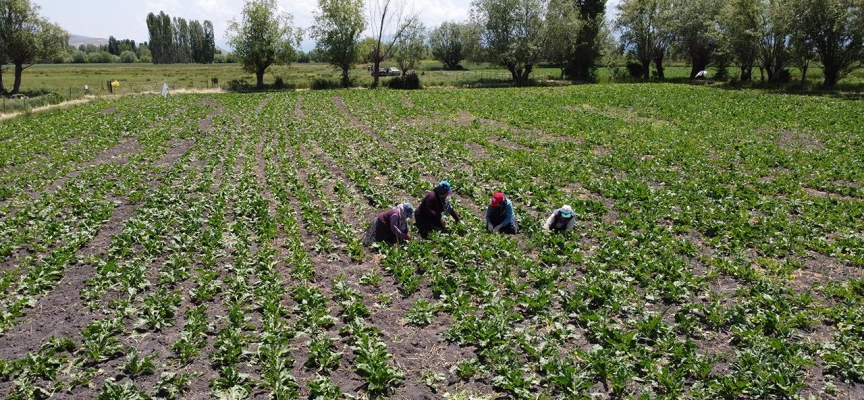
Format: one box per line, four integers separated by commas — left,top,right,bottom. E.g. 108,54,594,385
471,0,547,85
719,0,760,81
311,0,366,87
667,0,724,79
429,22,467,70
392,20,426,75
226,0,302,88
615,0,670,79
0,0,68,94
791,0,864,87
567,0,606,81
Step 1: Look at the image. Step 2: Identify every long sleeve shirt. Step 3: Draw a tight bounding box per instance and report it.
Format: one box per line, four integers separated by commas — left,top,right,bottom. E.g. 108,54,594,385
417,191,460,223
543,209,576,232
486,199,515,228
375,208,408,241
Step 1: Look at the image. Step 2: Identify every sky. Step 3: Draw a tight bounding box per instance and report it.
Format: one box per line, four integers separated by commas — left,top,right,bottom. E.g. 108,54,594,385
37,0,619,52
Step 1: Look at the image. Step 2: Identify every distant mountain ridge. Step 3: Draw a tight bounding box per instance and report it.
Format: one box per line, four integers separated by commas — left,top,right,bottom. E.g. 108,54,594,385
69,34,109,47
68,33,230,54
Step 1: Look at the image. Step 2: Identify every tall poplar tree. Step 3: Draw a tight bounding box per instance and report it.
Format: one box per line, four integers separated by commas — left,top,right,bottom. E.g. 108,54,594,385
566,0,606,81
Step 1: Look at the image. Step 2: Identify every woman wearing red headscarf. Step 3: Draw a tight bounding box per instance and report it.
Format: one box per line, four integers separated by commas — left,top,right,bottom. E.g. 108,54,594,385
485,192,517,234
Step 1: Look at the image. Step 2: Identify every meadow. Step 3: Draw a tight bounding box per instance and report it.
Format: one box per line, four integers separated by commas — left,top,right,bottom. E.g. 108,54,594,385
0,84,863,399
4,60,863,116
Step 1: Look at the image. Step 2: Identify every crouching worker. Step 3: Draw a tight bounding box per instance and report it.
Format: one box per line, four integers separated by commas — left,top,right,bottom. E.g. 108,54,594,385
363,203,414,245
416,181,461,238
486,192,518,234
543,205,576,233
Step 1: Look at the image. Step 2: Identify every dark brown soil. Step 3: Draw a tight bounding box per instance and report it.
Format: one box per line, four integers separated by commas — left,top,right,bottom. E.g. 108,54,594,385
156,139,194,168
40,138,143,197
0,194,137,358
802,186,861,201
777,129,822,152
332,95,397,151
401,94,415,108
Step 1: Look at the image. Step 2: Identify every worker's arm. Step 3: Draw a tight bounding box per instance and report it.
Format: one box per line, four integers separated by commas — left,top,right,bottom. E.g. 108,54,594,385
543,212,556,230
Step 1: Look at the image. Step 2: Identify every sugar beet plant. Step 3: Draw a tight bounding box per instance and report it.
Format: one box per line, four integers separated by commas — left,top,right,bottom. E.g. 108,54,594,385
2,84,864,399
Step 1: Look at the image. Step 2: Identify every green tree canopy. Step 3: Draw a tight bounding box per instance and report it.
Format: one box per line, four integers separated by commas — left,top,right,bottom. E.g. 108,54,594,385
615,0,670,79
791,0,863,87
545,0,584,76
719,0,761,81
429,21,468,70
311,0,366,87
567,0,606,81
471,0,547,85
667,0,724,78
226,0,302,87
0,0,68,94
392,20,426,75
146,12,174,64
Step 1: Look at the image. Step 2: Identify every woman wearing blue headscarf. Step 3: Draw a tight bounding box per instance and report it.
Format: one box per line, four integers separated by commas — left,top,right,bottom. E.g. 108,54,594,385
416,181,462,238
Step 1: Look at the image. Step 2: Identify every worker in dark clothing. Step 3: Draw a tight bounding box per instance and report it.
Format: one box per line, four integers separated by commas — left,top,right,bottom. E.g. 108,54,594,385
363,203,414,245
415,181,461,238
486,192,518,234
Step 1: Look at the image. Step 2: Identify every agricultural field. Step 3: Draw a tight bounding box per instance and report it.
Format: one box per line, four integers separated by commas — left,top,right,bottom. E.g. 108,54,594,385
0,84,862,399
14,61,572,96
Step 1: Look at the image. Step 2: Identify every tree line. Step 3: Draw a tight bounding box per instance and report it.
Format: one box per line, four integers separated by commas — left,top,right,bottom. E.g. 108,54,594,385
2,0,863,95
614,0,864,87
303,0,608,86
260,0,864,89
145,12,216,64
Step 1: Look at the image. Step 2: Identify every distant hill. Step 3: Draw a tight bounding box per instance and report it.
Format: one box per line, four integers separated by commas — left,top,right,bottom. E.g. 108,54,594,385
69,34,109,47
69,33,230,54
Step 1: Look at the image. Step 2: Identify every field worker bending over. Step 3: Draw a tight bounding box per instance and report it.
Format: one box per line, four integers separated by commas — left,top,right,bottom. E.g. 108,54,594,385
364,203,414,245
543,205,576,233
416,181,461,238
486,192,518,234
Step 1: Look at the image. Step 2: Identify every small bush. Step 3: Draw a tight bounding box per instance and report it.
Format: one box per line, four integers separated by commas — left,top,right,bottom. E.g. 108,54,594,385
119,51,138,64
72,51,87,64
226,79,249,91
270,77,295,90
387,72,421,90
626,62,645,79
88,51,114,63
311,79,342,90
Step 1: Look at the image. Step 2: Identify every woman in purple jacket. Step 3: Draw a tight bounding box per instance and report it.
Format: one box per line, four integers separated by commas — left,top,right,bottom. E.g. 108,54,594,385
363,203,414,245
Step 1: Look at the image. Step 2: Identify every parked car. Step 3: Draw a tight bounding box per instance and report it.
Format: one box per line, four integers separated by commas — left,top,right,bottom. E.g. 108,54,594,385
371,67,402,77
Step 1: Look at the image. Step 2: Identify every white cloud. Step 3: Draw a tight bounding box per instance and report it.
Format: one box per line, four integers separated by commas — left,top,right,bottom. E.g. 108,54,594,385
193,0,234,15
143,0,182,15
418,0,471,27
